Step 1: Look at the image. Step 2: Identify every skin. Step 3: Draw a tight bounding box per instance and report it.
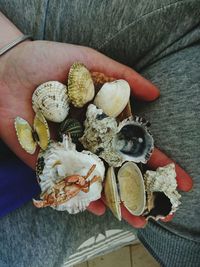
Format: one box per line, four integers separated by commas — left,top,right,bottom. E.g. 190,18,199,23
0,40,193,228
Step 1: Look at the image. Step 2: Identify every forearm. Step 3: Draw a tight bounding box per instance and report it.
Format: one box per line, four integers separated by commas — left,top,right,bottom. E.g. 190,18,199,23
0,12,22,49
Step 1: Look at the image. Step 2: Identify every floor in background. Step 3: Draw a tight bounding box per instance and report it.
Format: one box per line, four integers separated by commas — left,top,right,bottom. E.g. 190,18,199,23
75,242,160,267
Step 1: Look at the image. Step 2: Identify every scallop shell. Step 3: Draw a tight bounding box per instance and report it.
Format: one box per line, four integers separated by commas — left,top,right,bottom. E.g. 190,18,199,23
144,163,181,219
94,80,130,117
32,81,69,122
14,111,50,154
104,167,121,220
68,62,95,108
34,135,105,214
118,162,146,216
115,116,154,164
59,118,83,143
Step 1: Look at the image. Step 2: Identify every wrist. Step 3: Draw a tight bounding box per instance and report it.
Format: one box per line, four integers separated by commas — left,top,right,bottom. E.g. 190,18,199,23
0,12,23,49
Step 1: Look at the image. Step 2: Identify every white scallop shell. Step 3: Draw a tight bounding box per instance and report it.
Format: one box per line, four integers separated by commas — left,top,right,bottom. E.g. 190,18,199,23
144,163,181,214
94,80,130,117
32,81,69,122
35,135,105,213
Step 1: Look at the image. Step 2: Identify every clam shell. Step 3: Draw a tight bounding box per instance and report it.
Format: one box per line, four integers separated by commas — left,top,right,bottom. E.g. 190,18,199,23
32,81,69,122
118,162,146,216
104,167,121,220
14,111,50,154
34,135,105,213
94,80,130,118
115,117,154,164
68,62,95,108
59,118,83,143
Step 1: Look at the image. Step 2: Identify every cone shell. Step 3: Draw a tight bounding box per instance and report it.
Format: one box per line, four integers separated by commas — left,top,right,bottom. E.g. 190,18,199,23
68,62,95,108
104,167,121,220
94,80,130,117
32,81,69,122
118,162,146,216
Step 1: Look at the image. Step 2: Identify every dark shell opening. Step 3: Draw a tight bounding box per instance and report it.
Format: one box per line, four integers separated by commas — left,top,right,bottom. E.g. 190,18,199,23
146,192,172,218
116,124,149,157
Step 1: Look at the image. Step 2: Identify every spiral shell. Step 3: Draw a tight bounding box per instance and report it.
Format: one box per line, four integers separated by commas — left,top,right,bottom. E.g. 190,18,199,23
32,81,69,122
67,62,95,108
59,118,83,143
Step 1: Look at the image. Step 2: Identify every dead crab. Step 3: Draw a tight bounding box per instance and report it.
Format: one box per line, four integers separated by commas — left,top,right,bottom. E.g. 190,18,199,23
33,164,101,208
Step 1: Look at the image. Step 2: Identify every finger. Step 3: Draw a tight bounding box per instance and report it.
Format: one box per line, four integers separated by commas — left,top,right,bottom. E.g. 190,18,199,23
87,199,106,216
160,213,174,222
121,205,147,228
86,48,160,101
148,148,193,192
51,43,160,102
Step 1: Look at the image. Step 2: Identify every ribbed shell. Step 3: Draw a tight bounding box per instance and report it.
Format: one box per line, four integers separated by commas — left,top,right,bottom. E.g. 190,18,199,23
67,62,95,108
59,118,83,143
32,81,69,122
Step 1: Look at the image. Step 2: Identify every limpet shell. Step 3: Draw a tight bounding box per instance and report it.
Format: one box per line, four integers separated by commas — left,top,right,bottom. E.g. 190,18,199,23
94,80,130,117
104,162,145,220
32,81,69,122
59,118,83,143
14,111,50,154
115,117,154,164
67,62,95,108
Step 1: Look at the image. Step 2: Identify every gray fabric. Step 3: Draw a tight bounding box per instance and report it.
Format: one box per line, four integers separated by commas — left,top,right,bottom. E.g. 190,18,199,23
0,0,200,266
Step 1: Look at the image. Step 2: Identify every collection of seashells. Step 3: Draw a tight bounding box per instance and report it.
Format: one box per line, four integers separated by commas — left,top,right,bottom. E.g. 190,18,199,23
14,62,181,221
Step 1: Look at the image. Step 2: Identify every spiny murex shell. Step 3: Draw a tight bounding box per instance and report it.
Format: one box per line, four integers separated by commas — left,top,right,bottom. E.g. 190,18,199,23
144,163,181,215
32,81,69,122
104,162,146,220
68,62,95,108
34,135,105,214
80,104,154,167
94,79,130,117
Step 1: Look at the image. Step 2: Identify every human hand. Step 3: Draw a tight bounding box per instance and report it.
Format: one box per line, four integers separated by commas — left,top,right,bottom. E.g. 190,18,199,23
0,40,192,219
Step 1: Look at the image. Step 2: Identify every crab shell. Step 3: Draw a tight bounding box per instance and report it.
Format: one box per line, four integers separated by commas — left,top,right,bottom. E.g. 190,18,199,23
104,162,146,220
32,81,69,123
35,135,105,213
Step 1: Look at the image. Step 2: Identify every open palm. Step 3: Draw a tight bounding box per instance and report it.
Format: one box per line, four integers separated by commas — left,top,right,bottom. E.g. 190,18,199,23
0,40,192,226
